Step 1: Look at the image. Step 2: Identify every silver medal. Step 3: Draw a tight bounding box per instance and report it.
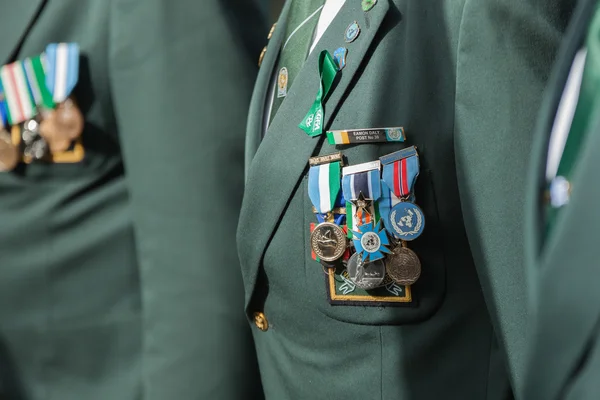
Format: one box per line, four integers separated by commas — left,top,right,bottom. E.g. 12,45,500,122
346,252,385,290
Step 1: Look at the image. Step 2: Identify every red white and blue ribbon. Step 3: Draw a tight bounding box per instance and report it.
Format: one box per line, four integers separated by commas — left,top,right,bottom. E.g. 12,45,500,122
380,146,419,199
0,61,36,124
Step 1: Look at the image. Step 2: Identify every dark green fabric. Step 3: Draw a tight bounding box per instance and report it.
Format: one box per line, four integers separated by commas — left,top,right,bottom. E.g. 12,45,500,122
524,0,600,399
239,0,573,398
0,1,265,399
270,0,324,124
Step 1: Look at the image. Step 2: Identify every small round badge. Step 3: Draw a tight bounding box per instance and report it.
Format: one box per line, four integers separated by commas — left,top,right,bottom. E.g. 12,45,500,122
387,202,425,241
386,244,421,285
277,67,288,98
362,0,377,12
310,222,347,262
549,176,571,208
345,21,361,43
360,231,381,253
347,253,385,290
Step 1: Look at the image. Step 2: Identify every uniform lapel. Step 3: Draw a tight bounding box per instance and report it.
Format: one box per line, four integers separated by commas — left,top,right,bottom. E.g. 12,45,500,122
245,1,292,173
238,0,390,309
524,0,600,398
0,0,46,64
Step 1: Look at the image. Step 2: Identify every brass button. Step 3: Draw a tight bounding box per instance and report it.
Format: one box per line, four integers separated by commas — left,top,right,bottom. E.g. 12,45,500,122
253,312,269,332
258,46,267,67
267,23,277,40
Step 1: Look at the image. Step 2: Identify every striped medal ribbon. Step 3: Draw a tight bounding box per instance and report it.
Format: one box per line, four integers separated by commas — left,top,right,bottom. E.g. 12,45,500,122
379,146,425,241
0,61,37,125
45,43,79,103
342,162,382,238
23,55,55,110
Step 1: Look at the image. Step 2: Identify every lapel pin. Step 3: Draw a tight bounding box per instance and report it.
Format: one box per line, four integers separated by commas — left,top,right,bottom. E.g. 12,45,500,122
362,0,377,12
345,21,361,43
548,176,571,208
277,67,288,98
333,47,348,70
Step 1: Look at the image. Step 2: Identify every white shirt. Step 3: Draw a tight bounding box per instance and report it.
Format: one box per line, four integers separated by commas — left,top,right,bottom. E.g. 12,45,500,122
264,0,347,134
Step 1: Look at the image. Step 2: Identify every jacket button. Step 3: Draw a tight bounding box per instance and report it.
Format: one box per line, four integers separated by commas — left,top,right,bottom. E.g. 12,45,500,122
267,23,277,40
253,312,269,332
258,46,267,67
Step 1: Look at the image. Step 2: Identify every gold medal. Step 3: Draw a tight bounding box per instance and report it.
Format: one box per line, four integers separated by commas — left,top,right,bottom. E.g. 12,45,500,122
310,222,347,262
0,130,18,171
386,243,421,285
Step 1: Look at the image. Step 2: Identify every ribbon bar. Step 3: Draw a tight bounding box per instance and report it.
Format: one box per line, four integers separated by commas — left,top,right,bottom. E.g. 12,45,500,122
379,145,418,165
342,160,380,176
327,127,405,145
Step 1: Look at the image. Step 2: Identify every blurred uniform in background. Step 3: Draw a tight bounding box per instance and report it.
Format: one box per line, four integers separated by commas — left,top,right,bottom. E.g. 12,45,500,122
0,0,265,399
524,0,600,398
240,0,573,399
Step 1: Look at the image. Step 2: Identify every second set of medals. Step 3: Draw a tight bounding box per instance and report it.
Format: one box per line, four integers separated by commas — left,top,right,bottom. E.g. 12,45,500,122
309,146,425,289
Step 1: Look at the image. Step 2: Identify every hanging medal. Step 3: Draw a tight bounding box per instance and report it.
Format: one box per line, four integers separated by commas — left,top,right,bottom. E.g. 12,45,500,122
40,43,84,153
342,161,389,289
308,153,347,264
342,161,382,236
379,146,424,285
380,146,425,240
0,59,49,160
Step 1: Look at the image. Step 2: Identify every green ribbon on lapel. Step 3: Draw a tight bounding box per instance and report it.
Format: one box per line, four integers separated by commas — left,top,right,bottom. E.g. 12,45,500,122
299,50,339,136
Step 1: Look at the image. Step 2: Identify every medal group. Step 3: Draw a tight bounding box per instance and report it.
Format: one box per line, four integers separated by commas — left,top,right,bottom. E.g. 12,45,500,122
0,43,83,171
309,144,426,292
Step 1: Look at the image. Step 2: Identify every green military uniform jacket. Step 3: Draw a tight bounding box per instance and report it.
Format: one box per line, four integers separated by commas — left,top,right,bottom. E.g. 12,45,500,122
524,0,600,398
239,0,573,398
0,1,265,399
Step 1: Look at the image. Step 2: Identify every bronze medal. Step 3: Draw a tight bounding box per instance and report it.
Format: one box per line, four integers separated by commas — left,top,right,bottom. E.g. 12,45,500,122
39,99,84,153
55,99,84,139
346,253,385,290
310,222,347,262
386,244,421,285
0,130,18,171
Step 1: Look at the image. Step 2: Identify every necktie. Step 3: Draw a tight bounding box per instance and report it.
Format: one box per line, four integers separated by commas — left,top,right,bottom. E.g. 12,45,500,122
269,0,325,125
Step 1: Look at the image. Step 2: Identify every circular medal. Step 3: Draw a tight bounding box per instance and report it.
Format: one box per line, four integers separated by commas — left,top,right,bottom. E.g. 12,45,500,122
0,130,18,171
39,99,84,153
55,99,85,140
346,253,385,290
310,222,347,262
387,202,425,241
386,244,421,285
360,231,381,253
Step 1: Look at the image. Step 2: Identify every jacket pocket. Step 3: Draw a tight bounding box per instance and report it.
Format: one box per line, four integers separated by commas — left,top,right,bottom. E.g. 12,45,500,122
303,168,447,325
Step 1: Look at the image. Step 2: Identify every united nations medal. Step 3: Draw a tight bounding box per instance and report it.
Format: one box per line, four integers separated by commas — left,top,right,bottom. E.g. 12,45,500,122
386,244,421,285
310,222,347,262
387,201,425,241
0,130,18,171
346,253,385,290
